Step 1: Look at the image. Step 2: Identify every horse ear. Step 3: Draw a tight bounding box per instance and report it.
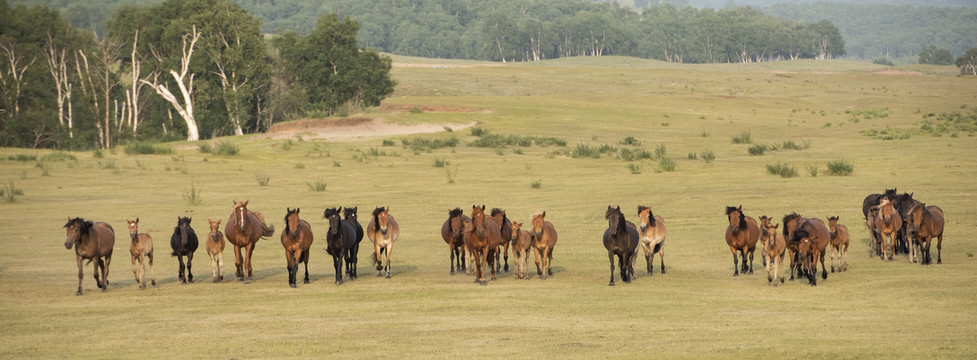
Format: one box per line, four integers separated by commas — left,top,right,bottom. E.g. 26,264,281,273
773,224,779,229
738,205,743,211
542,211,546,218
135,217,139,224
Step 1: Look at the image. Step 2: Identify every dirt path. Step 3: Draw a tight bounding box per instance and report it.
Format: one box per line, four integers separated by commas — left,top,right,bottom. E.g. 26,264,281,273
258,117,477,141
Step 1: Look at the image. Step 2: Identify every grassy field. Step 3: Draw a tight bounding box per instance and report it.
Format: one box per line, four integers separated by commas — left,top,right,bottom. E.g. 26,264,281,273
1,56,976,358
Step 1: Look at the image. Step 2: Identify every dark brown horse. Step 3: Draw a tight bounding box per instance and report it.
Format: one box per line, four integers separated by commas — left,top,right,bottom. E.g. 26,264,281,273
281,208,313,287
367,206,400,279
206,219,225,283
64,217,115,295
464,205,500,285
125,218,156,290
758,216,785,285
440,208,469,275
530,210,558,279
170,217,199,284
865,207,881,258
790,218,831,286
905,202,944,265
862,188,897,256
343,206,363,279
324,207,356,285
637,206,667,276
782,212,826,281
827,216,849,272
875,198,902,261
491,208,512,273
508,221,533,279
603,206,639,286
225,200,275,284
724,206,759,276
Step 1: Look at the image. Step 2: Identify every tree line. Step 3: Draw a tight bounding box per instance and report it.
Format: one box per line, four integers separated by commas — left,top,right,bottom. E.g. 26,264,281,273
0,0,394,149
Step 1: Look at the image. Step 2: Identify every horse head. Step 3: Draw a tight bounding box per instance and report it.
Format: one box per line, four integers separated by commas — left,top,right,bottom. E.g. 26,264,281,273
726,206,747,233
605,206,623,236
63,217,91,250
637,206,655,232
176,217,192,246
125,218,140,240
323,207,342,235
782,212,802,238
233,200,250,231
448,208,465,238
793,227,815,272
827,216,840,234
878,198,893,222
208,219,222,241
510,222,523,242
471,205,487,238
905,202,925,239
373,206,390,235
343,206,358,222
284,208,301,238
531,210,546,239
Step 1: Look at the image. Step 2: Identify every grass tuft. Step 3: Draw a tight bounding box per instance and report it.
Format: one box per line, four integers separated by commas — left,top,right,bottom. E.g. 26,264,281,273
766,163,798,178
825,159,854,176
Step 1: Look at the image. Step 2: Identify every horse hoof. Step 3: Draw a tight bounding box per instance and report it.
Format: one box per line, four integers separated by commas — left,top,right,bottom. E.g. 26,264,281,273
290,283,297,288
101,287,108,292
243,280,251,285
504,265,509,272
75,291,83,296
213,278,219,283
304,280,310,284
450,270,455,276
385,275,391,279
733,272,739,277
139,285,145,290
181,280,187,285
474,279,480,284
151,280,156,286
188,279,194,283
479,281,488,286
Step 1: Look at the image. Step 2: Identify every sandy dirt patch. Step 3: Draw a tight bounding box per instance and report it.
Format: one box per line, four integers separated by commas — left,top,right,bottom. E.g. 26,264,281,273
259,117,477,141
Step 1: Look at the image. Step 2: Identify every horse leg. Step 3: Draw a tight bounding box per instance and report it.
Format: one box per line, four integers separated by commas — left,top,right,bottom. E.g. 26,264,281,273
131,254,139,283
730,247,739,276
935,235,942,264
608,252,616,286
488,248,497,281
333,254,343,285
880,233,889,261
658,245,666,274
302,250,311,284
137,255,146,290
233,245,244,279
215,252,223,282
210,253,217,282
538,247,548,280
285,250,295,287
747,248,755,274
385,244,393,279
177,255,187,284
243,243,255,284
819,250,828,280
74,256,84,295
547,247,554,277
148,252,156,286
449,244,456,275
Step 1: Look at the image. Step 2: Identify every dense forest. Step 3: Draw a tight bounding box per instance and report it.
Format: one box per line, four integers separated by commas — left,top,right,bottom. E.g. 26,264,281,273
11,0,977,63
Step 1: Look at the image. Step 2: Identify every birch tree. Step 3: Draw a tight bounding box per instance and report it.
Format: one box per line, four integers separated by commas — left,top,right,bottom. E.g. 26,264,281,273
0,40,36,121
141,26,200,141
43,32,73,137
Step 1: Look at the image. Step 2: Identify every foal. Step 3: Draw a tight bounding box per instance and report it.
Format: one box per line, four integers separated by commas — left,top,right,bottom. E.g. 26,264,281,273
758,216,785,285
125,218,156,289
508,222,533,279
827,216,849,272
206,219,225,282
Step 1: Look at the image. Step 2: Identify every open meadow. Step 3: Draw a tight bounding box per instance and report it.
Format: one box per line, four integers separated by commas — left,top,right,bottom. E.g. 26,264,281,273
1,56,976,358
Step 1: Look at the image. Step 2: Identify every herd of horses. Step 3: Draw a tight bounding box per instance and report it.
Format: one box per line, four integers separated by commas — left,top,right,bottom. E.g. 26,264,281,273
61,188,945,294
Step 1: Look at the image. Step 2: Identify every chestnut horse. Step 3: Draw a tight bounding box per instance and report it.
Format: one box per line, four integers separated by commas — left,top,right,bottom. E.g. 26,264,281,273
862,188,897,257
464,205,500,285
367,206,400,279
225,200,275,284
865,207,881,258
530,210,558,279
125,218,156,290
827,216,850,272
206,219,225,283
440,208,469,275
170,217,199,284
905,202,944,265
724,206,759,276
603,206,639,286
343,206,364,279
782,212,827,280
491,208,512,273
637,206,667,276
508,221,533,279
786,216,831,286
758,216,785,285
874,198,902,261
281,208,314,287
324,207,356,285
64,217,115,295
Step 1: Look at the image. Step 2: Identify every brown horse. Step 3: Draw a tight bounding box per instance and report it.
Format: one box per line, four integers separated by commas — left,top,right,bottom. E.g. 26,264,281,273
865,207,881,258
758,216,786,285
125,218,156,290
637,206,667,276
725,206,759,276
464,205,500,285
225,200,275,284
530,210,558,279
508,221,533,279
827,216,850,272
206,219,225,283
440,208,469,275
789,218,831,286
367,206,400,279
64,217,115,295
281,208,314,287
491,208,512,273
905,202,944,265
874,198,902,261
782,213,827,281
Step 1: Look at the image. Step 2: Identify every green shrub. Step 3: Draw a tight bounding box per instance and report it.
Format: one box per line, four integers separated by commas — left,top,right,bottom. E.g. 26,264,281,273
700,150,716,163
620,147,652,161
470,127,488,137
306,178,327,192
381,139,395,146
214,140,239,156
654,143,667,159
255,174,270,187
732,131,752,144
7,154,37,162
183,181,202,205
530,179,542,189
125,141,171,155
748,144,768,156
2,182,25,202
620,136,641,146
808,164,819,177
42,151,77,161
532,136,566,147
657,157,676,172
628,163,641,174
433,158,449,168
825,159,854,176
572,144,602,159
766,163,798,178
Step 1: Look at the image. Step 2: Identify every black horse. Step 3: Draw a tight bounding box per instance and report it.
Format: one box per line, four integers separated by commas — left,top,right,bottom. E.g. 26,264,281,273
603,206,639,286
170,216,199,284
342,206,363,280
324,207,357,285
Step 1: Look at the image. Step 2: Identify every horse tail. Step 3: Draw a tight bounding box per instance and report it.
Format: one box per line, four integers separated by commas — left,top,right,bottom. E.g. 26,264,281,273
371,248,387,266
252,211,275,238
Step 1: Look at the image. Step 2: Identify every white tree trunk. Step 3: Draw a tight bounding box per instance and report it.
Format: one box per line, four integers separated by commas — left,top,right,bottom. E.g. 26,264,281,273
0,42,36,118
142,26,201,141
44,34,72,138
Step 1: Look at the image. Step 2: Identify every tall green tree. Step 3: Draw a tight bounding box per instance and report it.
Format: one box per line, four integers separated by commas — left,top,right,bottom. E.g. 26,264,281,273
957,47,977,76
918,45,953,65
274,14,395,115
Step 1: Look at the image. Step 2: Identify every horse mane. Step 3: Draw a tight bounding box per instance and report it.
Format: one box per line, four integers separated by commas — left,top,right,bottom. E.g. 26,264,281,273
64,217,93,232
605,207,627,232
638,206,656,227
343,206,357,219
791,227,811,243
284,208,299,233
371,206,385,232
725,206,747,230
323,207,341,220
448,207,463,219
883,188,898,200
782,212,802,237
